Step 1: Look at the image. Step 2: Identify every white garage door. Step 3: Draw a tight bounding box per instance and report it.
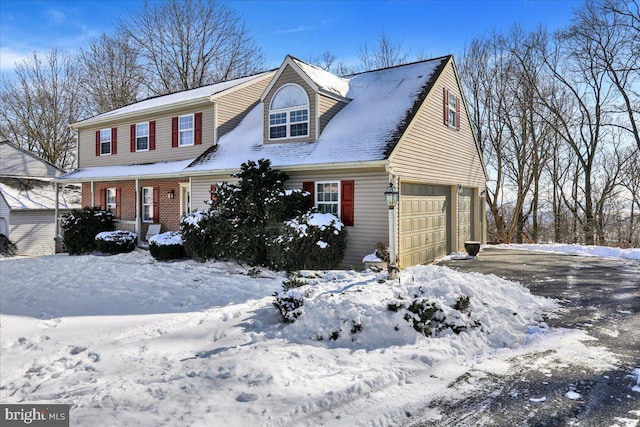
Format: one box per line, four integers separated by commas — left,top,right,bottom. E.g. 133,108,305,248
399,183,449,267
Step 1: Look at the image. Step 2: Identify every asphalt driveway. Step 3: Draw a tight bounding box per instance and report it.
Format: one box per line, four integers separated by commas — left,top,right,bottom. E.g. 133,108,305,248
410,247,640,426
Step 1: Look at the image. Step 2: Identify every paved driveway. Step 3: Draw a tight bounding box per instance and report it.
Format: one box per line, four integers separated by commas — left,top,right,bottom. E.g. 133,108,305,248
410,247,640,426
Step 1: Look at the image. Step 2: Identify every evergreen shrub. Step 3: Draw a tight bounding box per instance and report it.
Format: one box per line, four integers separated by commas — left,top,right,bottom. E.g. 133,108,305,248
95,230,137,254
61,207,114,255
149,231,185,260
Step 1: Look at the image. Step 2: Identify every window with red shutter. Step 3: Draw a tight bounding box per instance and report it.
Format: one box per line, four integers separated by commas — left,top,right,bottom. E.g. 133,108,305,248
340,180,354,226
443,87,449,126
195,112,202,145
115,188,122,219
303,181,314,210
95,130,100,156
210,183,218,202
153,187,160,223
111,128,117,154
99,188,106,209
149,121,156,150
130,124,136,152
172,117,179,147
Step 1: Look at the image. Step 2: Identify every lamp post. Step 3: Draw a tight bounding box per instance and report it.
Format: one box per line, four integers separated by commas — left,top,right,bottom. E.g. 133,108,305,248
384,182,399,280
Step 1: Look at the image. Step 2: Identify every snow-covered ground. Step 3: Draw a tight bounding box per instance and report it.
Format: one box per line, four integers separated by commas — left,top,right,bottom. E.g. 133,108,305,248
0,245,633,426
492,242,640,261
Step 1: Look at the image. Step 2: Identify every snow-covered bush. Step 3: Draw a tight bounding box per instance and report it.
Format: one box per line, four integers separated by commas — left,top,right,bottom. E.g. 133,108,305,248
95,230,137,254
61,207,114,255
0,234,17,257
273,276,311,323
387,293,481,337
180,210,232,262
149,231,185,261
182,159,310,266
270,212,347,271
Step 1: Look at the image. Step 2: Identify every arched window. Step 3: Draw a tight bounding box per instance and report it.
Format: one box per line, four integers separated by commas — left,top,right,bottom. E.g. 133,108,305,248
269,84,309,140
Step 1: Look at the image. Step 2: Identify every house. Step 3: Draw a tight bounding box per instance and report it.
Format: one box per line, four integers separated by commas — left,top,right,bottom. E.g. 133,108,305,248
57,55,487,268
0,141,81,256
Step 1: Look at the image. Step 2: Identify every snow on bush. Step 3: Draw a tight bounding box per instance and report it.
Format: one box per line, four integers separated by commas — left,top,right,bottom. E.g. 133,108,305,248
270,212,346,271
95,230,137,254
61,207,114,255
149,231,185,260
275,265,558,350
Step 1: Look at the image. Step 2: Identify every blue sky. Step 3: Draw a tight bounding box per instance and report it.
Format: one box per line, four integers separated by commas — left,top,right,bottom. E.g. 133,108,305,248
0,0,581,72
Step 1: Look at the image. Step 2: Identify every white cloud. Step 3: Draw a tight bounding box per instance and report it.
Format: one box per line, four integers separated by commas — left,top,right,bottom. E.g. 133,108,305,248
0,47,31,71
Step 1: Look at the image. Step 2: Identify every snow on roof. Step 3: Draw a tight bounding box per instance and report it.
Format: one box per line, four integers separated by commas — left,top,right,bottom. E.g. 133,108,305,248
189,57,446,171
290,57,349,98
0,180,80,210
74,72,273,126
58,158,195,181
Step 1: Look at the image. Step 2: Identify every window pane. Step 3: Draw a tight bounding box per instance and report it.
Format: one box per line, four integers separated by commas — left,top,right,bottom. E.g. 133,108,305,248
136,123,148,137
179,130,193,146
137,136,148,151
100,129,111,142
270,125,286,139
270,112,286,125
290,123,308,137
179,116,193,130
289,109,308,123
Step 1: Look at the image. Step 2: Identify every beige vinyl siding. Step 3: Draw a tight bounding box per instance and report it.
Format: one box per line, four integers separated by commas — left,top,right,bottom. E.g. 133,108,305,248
9,210,58,256
191,169,389,269
216,76,274,140
388,62,485,189
263,65,316,144
0,143,62,178
78,104,215,168
190,175,239,212
318,94,346,136
286,169,388,269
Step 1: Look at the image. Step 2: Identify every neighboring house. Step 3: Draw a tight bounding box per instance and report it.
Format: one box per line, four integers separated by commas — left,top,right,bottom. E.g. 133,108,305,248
0,141,81,256
57,55,487,268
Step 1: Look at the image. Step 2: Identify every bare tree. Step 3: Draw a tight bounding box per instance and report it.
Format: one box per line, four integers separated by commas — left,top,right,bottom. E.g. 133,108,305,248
121,0,265,95
570,0,640,152
0,50,81,169
78,31,145,114
358,30,409,71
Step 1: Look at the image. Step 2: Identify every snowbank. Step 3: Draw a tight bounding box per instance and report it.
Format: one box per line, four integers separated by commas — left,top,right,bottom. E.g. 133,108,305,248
493,243,640,260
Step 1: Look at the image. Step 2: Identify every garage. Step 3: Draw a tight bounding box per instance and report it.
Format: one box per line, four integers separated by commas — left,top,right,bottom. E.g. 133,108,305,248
399,183,450,266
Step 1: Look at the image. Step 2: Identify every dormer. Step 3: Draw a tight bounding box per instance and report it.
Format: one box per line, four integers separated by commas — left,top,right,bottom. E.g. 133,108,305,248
261,55,351,144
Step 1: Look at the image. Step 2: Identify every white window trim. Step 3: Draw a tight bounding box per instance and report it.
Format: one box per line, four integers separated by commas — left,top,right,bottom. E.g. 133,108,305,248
315,180,341,217
269,84,310,141
100,128,111,156
136,122,149,152
106,187,116,213
142,186,154,223
178,114,194,147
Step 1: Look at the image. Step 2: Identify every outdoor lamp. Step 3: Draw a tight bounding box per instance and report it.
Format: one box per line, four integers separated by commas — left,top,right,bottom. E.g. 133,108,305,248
384,182,399,209
168,189,175,199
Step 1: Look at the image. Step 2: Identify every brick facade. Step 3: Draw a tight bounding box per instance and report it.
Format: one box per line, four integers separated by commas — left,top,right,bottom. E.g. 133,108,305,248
84,179,187,237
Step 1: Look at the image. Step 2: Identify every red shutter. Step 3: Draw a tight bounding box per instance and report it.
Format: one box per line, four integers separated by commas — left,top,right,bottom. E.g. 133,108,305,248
153,187,160,223
115,188,122,219
172,117,178,147
194,112,202,145
341,180,354,226
99,188,106,209
303,181,314,211
130,124,136,152
455,96,461,130
149,121,156,150
111,127,117,154
95,130,100,156
210,184,218,202
443,87,449,126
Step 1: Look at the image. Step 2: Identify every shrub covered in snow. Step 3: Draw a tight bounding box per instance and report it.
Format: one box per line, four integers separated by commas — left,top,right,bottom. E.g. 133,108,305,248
273,277,310,323
180,210,232,262
269,212,347,271
149,231,185,261
61,207,114,255
0,234,17,257
95,230,137,255
182,159,310,267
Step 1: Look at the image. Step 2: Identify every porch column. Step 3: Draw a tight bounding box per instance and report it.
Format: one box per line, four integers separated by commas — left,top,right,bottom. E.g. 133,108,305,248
135,178,141,245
